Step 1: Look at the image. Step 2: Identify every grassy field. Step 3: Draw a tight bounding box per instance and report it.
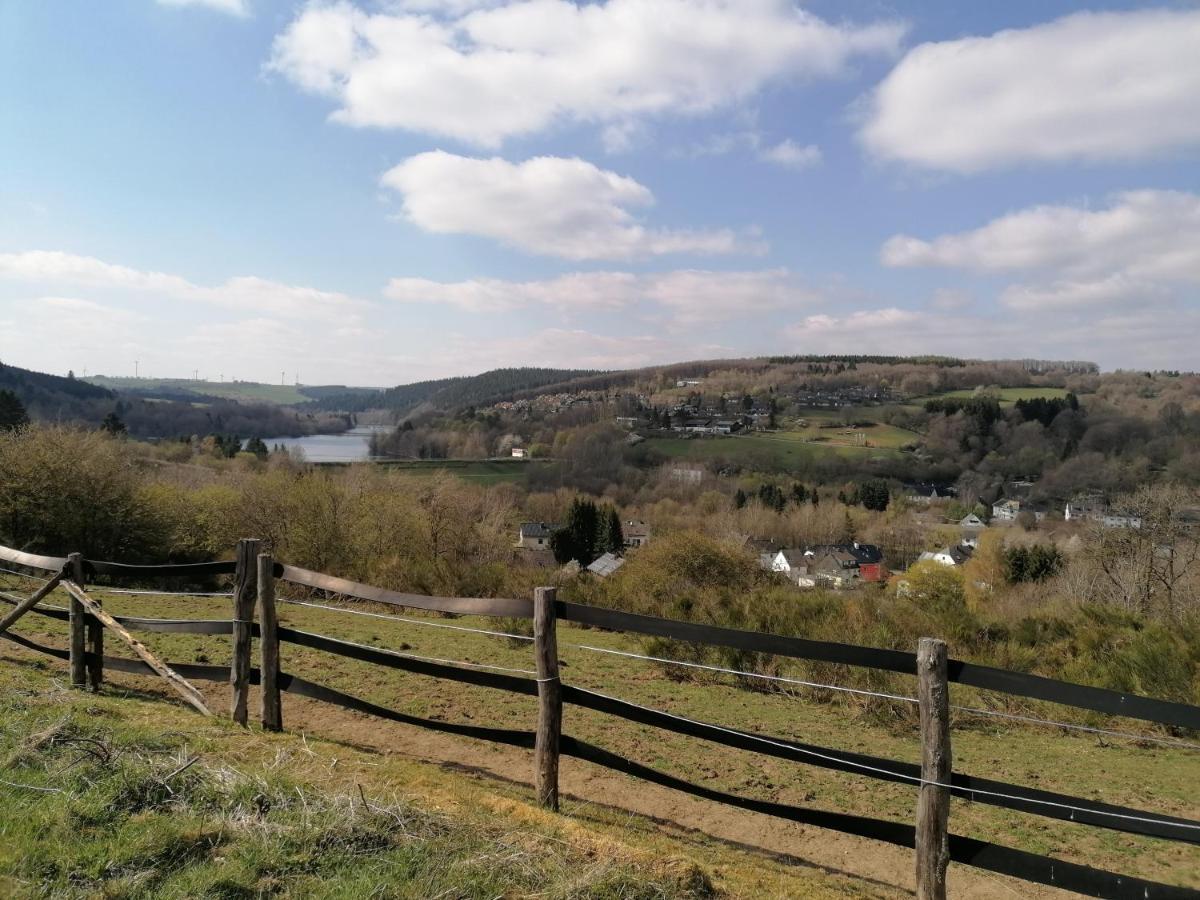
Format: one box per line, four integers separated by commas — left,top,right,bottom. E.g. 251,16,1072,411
378,459,534,485
929,387,1070,404
0,663,717,898
86,377,315,406
1,573,1196,895
647,422,914,469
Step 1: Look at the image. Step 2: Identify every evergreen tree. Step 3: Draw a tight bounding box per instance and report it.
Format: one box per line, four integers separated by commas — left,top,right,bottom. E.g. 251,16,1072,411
601,506,624,554
100,411,126,436
734,488,748,509
245,436,269,460
0,390,29,432
858,479,891,512
790,482,808,505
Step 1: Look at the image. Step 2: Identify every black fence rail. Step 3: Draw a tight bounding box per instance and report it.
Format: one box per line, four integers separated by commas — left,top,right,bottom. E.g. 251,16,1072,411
0,540,1197,898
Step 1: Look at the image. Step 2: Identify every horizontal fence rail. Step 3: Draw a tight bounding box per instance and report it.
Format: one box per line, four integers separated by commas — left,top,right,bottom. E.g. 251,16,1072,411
1,540,1199,898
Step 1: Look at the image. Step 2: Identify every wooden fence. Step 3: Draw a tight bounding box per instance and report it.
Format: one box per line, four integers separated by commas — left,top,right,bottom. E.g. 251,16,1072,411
1,540,1198,899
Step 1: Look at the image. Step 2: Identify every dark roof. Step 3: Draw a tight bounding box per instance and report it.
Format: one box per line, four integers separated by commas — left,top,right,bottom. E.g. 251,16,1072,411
519,522,556,539
947,544,974,565
807,543,883,565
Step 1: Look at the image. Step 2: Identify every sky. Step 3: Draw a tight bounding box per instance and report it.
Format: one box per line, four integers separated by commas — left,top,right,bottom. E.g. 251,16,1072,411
0,0,1198,386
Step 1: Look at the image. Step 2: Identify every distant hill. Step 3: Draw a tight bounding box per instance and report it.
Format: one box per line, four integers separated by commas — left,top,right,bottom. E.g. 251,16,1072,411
306,368,603,416
83,376,379,408
0,361,115,420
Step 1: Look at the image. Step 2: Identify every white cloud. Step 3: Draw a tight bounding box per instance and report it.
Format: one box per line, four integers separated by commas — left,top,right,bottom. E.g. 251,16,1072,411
882,191,1200,279
385,267,822,323
881,190,1200,311
381,151,758,260
759,139,821,170
442,327,718,371
784,305,1200,371
860,9,1200,172
268,0,904,146
156,0,249,16
0,250,366,321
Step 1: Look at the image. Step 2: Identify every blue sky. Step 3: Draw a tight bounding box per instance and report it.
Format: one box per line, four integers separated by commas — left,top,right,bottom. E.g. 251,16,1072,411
1,0,1198,385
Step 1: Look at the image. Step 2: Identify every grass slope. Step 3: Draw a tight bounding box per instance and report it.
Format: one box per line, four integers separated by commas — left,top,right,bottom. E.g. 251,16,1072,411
930,387,1070,404
0,664,717,899
86,377,315,406
1,576,1197,895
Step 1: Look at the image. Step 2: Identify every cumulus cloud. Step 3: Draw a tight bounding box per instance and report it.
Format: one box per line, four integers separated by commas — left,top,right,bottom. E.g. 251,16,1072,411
441,327,720,371
156,0,249,16
268,0,904,146
0,250,366,320
785,305,1200,371
385,267,822,323
381,151,758,260
860,9,1200,172
882,190,1200,311
759,140,821,169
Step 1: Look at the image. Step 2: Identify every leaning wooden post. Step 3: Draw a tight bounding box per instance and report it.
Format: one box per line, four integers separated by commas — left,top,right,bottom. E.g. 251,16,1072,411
533,586,562,812
230,538,261,726
67,553,87,689
257,553,281,732
83,554,103,692
915,637,951,900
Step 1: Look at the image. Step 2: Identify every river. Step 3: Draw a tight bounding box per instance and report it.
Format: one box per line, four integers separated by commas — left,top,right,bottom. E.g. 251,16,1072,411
258,426,392,463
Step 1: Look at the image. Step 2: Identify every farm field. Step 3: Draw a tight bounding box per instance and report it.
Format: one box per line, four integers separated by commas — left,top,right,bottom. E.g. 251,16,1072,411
930,387,1070,404
2,574,1196,896
648,425,914,468
86,376,315,406
376,458,534,484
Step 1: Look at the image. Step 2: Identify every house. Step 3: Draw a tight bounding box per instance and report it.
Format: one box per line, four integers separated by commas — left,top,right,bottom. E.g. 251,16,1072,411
586,552,625,577
992,499,1022,521
919,544,974,567
765,549,817,587
905,483,955,504
511,447,528,459
623,520,652,549
516,522,556,549
668,465,704,484
806,548,861,588
959,513,986,530
614,416,639,429
1064,496,1142,529
713,419,743,434
805,542,888,583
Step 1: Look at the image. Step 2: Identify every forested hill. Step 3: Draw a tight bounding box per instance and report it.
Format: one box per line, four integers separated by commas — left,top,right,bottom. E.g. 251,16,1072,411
306,367,603,415
0,361,114,419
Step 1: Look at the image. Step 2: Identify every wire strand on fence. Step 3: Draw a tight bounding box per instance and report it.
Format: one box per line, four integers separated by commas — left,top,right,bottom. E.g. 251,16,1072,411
0,566,49,583
88,588,233,598
577,686,1200,833
278,597,534,642
300,630,537,677
573,644,1200,752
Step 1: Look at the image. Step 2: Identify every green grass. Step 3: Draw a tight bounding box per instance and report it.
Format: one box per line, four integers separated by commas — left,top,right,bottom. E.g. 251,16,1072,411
930,387,1070,404
0,666,715,899
85,377,313,406
647,428,910,469
2,577,1198,894
375,459,534,484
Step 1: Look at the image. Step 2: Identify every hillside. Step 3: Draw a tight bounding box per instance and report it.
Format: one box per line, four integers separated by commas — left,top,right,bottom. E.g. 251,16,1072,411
0,361,115,420
306,367,604,415
0,661,723,899
84,376,380,408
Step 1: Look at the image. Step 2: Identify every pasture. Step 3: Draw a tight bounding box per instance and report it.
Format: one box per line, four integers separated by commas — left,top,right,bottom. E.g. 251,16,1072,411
1,574,1192,896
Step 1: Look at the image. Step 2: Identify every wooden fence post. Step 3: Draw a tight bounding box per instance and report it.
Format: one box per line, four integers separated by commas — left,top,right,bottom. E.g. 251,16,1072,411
257,553,281,732
533,586,562,812
915,637,951,900
67,553,86,689
83,553,103,692
230,538,261,725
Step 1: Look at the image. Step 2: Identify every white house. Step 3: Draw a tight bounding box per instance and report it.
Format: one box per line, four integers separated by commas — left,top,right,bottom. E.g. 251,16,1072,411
991,499,1021,521
516,522,555,549
511,447,528,459
623,521,652,548
959,513,986,529
919,545,974,567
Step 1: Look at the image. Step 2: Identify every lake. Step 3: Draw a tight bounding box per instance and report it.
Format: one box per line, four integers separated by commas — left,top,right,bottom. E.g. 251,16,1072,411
259,426,391,463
